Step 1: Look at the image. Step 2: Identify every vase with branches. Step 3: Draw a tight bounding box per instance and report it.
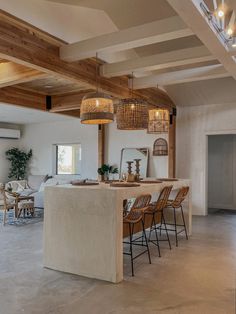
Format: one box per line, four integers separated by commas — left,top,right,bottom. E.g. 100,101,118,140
5,147,32,180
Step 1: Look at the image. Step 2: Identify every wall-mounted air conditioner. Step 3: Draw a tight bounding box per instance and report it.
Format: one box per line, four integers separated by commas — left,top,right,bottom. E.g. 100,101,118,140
0,128,21,139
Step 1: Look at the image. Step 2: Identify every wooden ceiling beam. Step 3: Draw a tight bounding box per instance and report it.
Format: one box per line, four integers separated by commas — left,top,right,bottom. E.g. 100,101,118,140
0,86,46,110
50,90,93,112
0,62,47,88
0,10,175,110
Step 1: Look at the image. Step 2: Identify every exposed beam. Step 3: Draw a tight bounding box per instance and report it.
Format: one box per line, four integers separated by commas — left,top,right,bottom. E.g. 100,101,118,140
50,90,93,112
166,0,236,80
60,16,193,62
101,46,215,77
0,62,47,88
0,86,46,110
0,10,174,109
133,64,230,88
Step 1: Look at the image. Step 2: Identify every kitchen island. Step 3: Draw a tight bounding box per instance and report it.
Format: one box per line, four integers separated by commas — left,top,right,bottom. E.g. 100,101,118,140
43,180,191,283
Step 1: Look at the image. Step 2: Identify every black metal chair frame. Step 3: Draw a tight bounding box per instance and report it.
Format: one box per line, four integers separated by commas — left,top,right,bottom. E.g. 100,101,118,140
145,207,171,257
123,219,151,276
143,186,173,257
123,194,152,276
160,203,188,247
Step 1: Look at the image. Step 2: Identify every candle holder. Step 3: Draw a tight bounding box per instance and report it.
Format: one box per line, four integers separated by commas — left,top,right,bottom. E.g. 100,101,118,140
126,161,133,175
134,159,141,181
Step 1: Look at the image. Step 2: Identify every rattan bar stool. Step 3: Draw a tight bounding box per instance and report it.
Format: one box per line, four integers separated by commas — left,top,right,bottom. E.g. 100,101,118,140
162,186,189,247
123,194,152,276
144,186,173,257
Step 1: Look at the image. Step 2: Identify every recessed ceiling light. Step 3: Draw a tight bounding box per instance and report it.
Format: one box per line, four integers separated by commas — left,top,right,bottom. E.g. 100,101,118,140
45,85,53,88
217,9,224,18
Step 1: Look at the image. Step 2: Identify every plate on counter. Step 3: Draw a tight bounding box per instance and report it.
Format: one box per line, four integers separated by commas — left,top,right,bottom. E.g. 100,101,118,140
140,180,163,184
71,180,99,186
157,178,178,182
110,183,140,188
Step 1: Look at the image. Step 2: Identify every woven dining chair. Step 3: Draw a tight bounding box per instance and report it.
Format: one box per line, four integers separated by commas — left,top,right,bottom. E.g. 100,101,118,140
144,185,173,257
0,187,17,225
162,186,189,247
123,194,152,276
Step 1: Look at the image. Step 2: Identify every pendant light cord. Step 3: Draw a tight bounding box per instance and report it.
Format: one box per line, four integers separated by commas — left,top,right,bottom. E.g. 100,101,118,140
131,72,134,97
96,52,98,93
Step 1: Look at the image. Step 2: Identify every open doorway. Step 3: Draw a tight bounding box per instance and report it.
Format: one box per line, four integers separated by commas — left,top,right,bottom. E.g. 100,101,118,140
208,134,236,214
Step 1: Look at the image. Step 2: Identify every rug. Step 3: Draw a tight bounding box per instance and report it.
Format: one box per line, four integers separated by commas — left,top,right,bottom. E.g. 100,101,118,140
0,208,44,226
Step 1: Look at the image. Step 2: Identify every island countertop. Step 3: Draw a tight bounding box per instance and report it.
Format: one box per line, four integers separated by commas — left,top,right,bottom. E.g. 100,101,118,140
43,179,191,283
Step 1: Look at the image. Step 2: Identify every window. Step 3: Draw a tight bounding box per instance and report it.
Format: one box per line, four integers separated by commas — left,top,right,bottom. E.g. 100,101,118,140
55,144,81,175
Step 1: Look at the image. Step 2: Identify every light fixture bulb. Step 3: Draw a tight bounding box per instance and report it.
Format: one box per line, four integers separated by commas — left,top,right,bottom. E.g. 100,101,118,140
131,104,135,110
96,99,99,107
227,28,233,36
217,9,224,18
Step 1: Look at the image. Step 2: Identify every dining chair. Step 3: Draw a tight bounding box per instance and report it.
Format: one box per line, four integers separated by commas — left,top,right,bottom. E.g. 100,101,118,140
163,186,189,246
123,194,152,276
0,187,18,225
144,185,173,257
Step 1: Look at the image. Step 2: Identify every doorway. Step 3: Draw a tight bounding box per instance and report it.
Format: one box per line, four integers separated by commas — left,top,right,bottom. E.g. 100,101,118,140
208,134,236,214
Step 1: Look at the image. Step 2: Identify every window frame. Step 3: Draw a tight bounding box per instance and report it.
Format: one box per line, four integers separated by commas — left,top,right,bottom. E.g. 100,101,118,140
53,143,82,175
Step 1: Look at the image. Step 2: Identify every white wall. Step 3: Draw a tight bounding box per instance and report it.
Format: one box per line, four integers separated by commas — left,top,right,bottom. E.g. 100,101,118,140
106,122,168,178
20,119,98,180
176,103,236,215
0,123,21,183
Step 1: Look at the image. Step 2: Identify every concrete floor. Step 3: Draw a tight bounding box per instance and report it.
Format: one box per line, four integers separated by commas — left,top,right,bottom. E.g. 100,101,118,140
0,213,236,314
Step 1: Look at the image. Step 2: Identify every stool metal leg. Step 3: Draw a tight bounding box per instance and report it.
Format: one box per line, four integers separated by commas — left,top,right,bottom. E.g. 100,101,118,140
128,223,134,276
180,205,188,240
173,207,178,247
149,213,161,257
141,219,151,264
161,211,172,250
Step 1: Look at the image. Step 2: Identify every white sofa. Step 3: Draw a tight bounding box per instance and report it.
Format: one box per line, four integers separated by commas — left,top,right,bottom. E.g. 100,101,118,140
5,174,82,209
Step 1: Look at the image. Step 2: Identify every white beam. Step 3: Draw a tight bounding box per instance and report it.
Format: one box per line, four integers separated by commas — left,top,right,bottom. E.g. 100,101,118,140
101,46,215,77
166,0,236,80
60,16,193,61
132,64,230,88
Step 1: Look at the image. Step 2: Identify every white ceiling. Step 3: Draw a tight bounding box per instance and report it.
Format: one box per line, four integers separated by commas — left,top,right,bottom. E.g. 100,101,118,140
166,77,236,107
0,0,117,43
0,103,75,125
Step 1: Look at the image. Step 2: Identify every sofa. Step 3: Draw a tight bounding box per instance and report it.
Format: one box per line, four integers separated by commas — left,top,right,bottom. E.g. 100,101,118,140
5,174,82,209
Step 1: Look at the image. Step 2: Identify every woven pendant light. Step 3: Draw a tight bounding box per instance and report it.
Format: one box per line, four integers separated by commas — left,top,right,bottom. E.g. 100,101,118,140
116,98,148,130
80,92,114,124
147,108,169,133
116,73,148,130
80,54,114,125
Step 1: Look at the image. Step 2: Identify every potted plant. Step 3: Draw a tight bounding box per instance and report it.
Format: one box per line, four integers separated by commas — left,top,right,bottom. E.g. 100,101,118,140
97,164,118,181
5,147,32,180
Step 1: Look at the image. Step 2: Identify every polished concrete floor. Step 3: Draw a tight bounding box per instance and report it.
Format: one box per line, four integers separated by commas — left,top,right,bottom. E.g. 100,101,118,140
0,213,236,314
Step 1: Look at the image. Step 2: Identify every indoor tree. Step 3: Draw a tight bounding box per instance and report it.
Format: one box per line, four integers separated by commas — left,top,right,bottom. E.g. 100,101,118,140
5,147,33,180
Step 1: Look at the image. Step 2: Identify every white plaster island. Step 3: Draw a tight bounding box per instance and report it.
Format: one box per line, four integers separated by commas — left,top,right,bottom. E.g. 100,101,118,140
43,180,191,283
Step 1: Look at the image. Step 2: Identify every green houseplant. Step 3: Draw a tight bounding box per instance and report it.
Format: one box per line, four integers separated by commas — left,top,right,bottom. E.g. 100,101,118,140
5,147,32,180
97,164,118,181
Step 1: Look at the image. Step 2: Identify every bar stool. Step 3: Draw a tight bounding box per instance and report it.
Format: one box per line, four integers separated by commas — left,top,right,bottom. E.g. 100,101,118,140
163,186,189,247
144,186,173,257
123,194,152,276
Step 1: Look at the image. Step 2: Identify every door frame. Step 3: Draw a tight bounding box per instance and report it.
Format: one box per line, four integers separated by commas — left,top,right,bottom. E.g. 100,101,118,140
204,130,236,215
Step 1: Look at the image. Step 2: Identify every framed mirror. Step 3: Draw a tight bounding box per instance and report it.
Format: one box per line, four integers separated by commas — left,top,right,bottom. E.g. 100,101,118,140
120,148,149,179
